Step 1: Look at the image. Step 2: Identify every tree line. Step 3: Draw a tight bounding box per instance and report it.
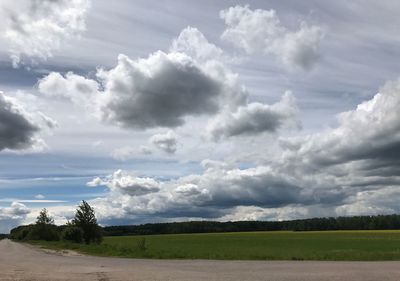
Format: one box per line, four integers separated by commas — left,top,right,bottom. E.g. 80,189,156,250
8,211,400,241
103,214,400,236
10,201,102,244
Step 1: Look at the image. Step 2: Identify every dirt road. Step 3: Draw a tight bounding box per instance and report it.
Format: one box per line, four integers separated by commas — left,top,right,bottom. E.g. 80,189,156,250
1,239,400,281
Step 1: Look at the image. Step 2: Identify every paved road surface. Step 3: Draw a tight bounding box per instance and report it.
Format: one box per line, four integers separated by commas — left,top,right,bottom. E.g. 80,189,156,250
1,239,400,281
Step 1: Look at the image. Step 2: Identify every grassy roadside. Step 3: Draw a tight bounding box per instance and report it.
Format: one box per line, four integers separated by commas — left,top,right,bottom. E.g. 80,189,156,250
27,230,400,261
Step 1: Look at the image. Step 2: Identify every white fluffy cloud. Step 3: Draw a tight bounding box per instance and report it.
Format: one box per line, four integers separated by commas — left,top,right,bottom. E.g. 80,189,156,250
0,202,30,218
0,202,30,233
150,130,178,154
37,27,248,131
87,169,161,196
37,27,300,140
220,5,324,70
3,0,90,67
38,71,98,108
0,91,54,152
207,91,299,140
170,26,224,62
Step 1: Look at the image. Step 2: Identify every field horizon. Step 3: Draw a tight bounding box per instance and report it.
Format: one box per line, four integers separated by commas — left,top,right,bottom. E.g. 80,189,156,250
27,230,400,261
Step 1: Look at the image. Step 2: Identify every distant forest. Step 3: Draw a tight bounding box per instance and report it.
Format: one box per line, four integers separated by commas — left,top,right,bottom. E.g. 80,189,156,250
5,214,400,237
103,214,400,236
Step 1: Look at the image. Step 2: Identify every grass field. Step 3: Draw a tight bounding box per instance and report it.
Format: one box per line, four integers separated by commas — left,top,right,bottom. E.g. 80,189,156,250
29,230,400,261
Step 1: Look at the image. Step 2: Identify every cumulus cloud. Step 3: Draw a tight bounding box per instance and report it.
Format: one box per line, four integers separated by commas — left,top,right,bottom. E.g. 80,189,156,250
85,160,344,223
97,51,246,129
0,202,30,233
280,78,400,171
37,26,298,139
150,130,178,154
38,71,99,109
207,91,299,140
0,202,30,217
37,27,247,130
80,78,400,223
271,78,400,216
170,26,224,62
87,169,161,196
0,91,53,152
3,0,90,67
220,5,324,70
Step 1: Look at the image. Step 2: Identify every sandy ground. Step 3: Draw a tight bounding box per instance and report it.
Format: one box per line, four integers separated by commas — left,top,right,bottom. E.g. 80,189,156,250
1,239,400,281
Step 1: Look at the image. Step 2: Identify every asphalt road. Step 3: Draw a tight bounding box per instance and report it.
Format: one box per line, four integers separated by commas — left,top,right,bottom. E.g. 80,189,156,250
1,239,400,281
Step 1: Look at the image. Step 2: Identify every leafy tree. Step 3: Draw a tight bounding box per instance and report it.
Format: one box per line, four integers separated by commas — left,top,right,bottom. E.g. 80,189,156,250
28,209,59,241
36,208,54,225
72,201,103,244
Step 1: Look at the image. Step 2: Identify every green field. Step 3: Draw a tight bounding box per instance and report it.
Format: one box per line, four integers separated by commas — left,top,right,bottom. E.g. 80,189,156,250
29,230,400,261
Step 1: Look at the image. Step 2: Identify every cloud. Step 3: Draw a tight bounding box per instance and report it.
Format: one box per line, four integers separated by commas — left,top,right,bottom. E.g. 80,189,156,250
0,202,30,217
37,27,248,130
220,5,324,70
38,71,98,109
0,91,48,152
34,194,45,199
97,51,245,129
87,169,161,196
37,26,300,140
0,202,30,233
170,26,224,62
150,130,178,154
207,91,299,140
111,145,153,161
79,78,400,223
84,161,342,223
269,78,400,216
3,0,90,67
280,78,400,171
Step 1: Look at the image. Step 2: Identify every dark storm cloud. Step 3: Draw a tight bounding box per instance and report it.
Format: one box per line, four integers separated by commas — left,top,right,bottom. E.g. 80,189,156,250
0,92,39,151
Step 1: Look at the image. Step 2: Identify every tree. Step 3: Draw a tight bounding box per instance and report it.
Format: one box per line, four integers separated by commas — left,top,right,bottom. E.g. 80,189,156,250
28,208,59,241
72,201,102,244
36,208,54,225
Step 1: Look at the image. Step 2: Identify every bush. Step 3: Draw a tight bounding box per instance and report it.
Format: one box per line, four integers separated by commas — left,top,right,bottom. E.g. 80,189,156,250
10,225,33,240
27,224,60,241
62,226,84,243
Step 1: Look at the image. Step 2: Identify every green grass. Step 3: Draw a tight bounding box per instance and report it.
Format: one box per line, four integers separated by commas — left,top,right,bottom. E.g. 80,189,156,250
28,230,400,261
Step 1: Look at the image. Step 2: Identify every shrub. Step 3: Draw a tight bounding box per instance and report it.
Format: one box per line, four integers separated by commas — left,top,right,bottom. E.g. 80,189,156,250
27,224,60,241
9,225,33,240
62,226,84,243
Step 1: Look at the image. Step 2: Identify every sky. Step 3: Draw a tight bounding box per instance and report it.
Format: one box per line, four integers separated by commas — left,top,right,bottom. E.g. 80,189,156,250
1,0,400,233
